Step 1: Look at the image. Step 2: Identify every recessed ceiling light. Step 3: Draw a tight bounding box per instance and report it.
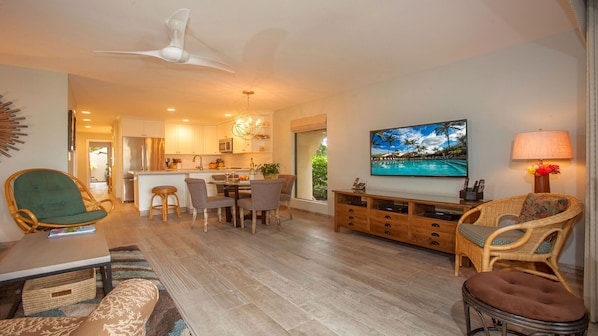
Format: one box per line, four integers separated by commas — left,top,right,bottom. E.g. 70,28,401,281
225,113,232,117
82,118,91,122
167,108,176,112
182,119,189,122
85,125,92,128
81,111,91,114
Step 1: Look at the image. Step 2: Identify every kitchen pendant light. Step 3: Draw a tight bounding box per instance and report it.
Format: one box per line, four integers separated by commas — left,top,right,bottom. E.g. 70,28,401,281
231,90,264,141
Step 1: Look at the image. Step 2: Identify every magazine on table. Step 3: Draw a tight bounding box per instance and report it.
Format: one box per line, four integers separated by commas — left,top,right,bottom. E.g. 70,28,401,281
48,224,96,238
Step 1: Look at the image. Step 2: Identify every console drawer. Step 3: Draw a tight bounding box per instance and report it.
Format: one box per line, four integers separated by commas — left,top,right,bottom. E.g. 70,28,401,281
410,217,457,234
409,227,455,253
370,218,408,240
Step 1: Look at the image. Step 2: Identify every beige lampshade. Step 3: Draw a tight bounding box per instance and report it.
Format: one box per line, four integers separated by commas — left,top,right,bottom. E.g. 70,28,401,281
512,130,573,160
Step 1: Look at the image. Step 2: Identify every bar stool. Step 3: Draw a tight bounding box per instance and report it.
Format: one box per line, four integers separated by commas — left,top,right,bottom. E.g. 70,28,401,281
462,271,588,335
148,185,182,221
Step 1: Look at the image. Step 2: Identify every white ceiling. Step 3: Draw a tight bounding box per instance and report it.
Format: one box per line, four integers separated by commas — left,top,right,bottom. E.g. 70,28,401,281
0,0,576,133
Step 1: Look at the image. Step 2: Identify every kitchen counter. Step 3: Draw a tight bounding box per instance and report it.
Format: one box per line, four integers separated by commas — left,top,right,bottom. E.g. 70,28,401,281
130,169,249,216
131,168,249,175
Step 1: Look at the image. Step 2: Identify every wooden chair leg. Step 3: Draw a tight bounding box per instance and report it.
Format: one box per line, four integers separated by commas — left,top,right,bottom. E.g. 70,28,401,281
231,206,236,227
251,211,257,234
287,201,293,219
217,208,222,222
190,207,197,227
240,208,245,229
172,192,182,218
203,209,209,233
161,194,168,221
276,207,281,230
148,194,158,220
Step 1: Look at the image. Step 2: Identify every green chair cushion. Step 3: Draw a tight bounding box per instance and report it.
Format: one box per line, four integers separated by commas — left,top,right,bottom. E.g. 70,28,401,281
14,170,87,221
458,224,552,254
42,209,108,225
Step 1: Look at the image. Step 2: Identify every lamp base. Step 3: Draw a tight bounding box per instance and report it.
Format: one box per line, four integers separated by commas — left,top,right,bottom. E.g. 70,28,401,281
534,175,551,193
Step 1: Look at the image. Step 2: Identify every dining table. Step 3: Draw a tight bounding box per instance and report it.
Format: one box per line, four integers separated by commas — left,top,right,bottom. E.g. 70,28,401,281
208,180,267,226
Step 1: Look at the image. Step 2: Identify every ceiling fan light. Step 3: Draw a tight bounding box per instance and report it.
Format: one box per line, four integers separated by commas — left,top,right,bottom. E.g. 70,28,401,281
160,46,184,62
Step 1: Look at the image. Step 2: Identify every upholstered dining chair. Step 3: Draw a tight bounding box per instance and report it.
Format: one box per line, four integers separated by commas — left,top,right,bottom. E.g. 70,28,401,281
278,174,296,219
185,178,236,232
236,179,284,234
212,174,250,199
454,193,583,294
5,168,115,233
211,174,227,195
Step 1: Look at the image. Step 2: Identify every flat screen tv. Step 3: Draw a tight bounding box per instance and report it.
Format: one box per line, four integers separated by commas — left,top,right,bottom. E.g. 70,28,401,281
370,119,468,177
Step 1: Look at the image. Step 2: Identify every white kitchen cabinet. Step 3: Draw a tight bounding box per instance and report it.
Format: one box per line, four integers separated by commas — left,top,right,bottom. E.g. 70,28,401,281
191,126,204,154
122,118,165,138
203,126,219,154
165,123,192,154
217,121,233,140
165,123,208,154
233,136,250,153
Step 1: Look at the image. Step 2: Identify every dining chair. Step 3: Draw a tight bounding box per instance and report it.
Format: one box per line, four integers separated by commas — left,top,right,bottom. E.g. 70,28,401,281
236,179,284,234
278,174,296,219
185,178,236,232
211,174,227,195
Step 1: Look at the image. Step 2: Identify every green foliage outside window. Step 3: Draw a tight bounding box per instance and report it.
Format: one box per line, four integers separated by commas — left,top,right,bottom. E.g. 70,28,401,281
312,144,328,200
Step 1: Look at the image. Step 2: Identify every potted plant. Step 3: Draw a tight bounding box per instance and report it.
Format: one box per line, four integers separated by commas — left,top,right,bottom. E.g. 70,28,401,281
256,162,280,179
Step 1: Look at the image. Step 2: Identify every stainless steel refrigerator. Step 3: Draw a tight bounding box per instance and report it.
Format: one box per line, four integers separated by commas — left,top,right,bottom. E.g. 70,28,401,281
122,137,165,203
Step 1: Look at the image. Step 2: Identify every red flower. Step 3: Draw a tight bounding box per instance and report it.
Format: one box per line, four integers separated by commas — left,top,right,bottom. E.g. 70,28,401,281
528,163,560,176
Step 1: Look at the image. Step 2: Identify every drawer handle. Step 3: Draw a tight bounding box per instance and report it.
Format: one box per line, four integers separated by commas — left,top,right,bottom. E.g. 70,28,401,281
349,209,354,213
431,232,440,237
384,223,392,228
430,241,440,246
348,216,354,220
431,223,440,228
385,215,391,219
348,222,354,226
384,230,392,235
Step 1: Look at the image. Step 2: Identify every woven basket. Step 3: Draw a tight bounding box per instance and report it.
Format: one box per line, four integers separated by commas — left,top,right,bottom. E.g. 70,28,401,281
22,268,96,315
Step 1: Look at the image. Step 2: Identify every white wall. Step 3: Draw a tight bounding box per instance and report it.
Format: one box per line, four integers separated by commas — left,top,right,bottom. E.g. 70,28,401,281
0,64,70,242
273,31,587,267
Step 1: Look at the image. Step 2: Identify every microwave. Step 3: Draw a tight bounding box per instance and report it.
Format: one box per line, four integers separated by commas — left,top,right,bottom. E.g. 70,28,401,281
219,138,233,153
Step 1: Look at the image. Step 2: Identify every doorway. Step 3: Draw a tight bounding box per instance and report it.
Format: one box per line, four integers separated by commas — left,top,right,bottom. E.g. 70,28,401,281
88,141,112,199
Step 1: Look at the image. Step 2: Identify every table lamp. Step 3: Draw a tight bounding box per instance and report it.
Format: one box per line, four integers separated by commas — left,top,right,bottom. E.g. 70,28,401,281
512,130,573,193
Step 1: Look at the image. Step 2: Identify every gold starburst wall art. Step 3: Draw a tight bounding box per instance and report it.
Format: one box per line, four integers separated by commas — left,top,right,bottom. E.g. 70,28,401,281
0,94,27,159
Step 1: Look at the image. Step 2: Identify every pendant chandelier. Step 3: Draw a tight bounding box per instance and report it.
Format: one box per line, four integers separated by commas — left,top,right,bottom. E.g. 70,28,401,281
231,90,264,140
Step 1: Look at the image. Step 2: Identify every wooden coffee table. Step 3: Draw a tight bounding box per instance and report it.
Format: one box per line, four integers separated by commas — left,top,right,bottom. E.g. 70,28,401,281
0,228,113,306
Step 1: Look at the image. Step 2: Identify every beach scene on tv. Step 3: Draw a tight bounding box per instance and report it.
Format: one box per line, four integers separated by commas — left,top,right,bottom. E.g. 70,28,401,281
370,119,468,177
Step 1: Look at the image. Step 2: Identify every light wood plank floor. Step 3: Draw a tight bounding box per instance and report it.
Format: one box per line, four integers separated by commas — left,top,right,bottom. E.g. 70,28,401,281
94,197,596,336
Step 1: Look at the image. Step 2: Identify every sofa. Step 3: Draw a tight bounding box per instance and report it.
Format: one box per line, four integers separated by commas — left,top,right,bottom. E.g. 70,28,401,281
0,278,158,336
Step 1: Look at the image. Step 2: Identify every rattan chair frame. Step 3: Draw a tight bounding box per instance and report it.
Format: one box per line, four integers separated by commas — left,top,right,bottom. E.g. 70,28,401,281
454,193,583,294
5,168,115,233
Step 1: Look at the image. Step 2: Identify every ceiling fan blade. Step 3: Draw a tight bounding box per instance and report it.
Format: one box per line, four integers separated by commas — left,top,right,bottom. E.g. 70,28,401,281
183,54,235,73
166,8,190,49
94,49,164,59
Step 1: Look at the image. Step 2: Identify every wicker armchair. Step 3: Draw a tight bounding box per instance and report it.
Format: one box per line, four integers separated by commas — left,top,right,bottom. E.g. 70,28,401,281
454,193,583,294
5,168,115,233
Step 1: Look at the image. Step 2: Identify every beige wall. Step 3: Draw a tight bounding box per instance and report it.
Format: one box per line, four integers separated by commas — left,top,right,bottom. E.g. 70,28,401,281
273,31,587,267
0,64,70,242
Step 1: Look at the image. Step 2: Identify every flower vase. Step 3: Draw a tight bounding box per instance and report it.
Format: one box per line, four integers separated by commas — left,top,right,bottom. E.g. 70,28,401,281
534,175,550,193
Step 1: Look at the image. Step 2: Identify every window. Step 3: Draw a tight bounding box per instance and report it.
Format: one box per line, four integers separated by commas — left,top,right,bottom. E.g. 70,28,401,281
295,130,327,201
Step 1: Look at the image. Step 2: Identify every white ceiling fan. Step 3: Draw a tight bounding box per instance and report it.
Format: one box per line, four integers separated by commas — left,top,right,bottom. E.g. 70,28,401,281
95,8,234,73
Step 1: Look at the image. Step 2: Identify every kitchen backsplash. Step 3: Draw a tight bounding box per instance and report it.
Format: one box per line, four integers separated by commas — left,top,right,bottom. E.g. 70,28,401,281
166,152,272,170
